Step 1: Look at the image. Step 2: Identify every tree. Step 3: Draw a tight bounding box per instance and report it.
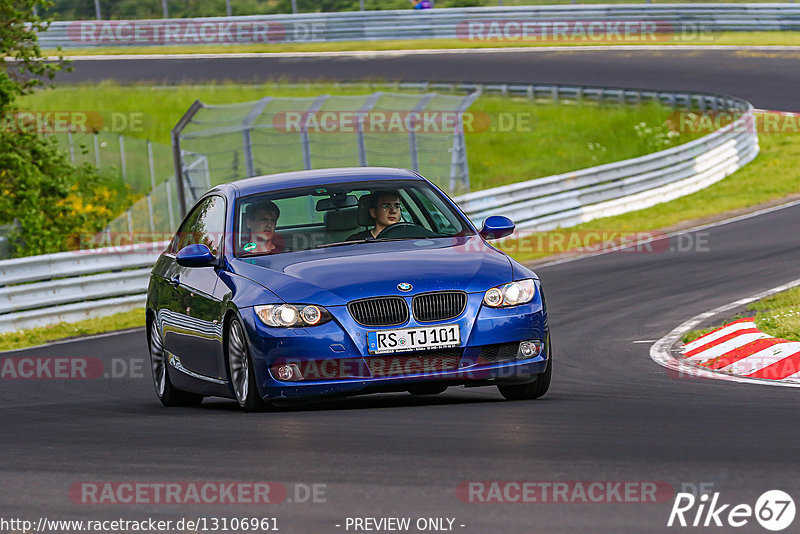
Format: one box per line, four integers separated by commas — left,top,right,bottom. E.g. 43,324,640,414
0,0,65,113
0,1,127,257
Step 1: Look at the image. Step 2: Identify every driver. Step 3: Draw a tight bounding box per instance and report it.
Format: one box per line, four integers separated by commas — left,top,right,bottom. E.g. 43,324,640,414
347,190,403,240
242,200,284,254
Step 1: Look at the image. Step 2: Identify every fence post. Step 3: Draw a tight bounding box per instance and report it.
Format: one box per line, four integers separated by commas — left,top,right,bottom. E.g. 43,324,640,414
147,140,157,233
300,95,329,170
408,93,435,173
449,89,481,193
166,176,176,230
356,92,383,167
172,100,205,217
67,130,75,164
241,97,272,178
119,135,127,185
93,133,100,168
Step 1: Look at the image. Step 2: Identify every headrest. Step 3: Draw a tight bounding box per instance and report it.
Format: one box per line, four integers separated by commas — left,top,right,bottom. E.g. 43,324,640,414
357,193,373,227
324,207,359,231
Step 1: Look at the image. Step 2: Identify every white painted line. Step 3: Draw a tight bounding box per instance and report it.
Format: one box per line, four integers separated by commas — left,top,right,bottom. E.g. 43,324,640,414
720,342,800,376
682,332,770,364
649,277,800,388
39,44,800,62
682,321,757,352
0,327,145,355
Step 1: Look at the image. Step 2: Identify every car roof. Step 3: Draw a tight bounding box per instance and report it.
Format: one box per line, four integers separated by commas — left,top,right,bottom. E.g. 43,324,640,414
226,167,425,197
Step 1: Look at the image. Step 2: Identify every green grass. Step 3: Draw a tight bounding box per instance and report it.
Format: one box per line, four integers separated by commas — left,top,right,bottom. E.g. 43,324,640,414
18,81,699,191
681,286,800,344
748,287,800,342
504,120,800,263
45,31,800,57
0,308,145,352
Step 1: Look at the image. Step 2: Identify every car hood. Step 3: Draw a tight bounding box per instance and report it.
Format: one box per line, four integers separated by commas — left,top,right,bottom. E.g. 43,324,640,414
229,236,513,306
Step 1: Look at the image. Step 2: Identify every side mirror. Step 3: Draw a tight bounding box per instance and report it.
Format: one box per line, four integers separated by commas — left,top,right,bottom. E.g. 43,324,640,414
176,244,215,267
479,215,515,240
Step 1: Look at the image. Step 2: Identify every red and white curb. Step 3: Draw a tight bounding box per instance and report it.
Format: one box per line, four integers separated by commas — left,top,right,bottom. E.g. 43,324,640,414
650,277,800,388
682,318,800,381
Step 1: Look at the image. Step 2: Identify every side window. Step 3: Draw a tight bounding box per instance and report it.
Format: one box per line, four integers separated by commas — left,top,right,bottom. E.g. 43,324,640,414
413,189,458,234
171,196,226,256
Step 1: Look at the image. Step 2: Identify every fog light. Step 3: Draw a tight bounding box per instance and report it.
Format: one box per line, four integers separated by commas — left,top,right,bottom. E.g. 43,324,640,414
275,364,303,381
518,340,543,359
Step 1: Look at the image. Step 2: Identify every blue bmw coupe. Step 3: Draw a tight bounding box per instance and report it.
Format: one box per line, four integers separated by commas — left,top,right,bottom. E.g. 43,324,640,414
146,167,550,410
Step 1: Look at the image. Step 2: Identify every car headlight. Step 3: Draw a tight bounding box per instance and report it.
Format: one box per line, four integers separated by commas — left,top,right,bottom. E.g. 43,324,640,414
483,279,537,308
254,304,332,327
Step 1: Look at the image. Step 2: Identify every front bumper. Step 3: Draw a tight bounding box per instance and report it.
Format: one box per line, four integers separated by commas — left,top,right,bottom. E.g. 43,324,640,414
239,291,548,400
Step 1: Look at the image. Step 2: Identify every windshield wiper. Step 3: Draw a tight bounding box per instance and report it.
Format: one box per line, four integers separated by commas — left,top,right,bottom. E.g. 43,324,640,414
316,239,367,248
315,237,425,249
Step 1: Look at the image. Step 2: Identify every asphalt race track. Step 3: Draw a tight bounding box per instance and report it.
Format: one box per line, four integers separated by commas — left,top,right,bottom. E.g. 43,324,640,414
3,49,800,533
56,48,800,111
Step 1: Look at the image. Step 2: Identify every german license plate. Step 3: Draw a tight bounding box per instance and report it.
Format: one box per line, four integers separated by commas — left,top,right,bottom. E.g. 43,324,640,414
367,324,460,354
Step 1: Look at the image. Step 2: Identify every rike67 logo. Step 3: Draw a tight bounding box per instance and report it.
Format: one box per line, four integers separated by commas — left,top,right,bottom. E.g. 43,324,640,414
668,490,795,531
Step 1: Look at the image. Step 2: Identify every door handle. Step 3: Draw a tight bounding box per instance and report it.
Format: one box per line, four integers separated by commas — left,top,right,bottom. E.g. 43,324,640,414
169,275,180,287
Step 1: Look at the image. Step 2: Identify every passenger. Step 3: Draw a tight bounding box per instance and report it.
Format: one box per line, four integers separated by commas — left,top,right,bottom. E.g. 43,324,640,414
347,191,403,240
242,200,283,254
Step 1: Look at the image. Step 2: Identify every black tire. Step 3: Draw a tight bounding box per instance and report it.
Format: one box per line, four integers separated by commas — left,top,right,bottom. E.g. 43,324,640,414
227,317,272,412
148,319,204,407
408,384,448,396
497,336,552,401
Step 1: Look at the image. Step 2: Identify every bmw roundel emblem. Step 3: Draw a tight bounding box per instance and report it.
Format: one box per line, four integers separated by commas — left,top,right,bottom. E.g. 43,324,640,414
398,282,413,292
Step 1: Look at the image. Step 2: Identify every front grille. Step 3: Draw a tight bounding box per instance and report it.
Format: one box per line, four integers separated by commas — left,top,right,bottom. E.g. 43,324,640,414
348,297,409,327
412,291,467,322
366,348,463,377
477,342,520,364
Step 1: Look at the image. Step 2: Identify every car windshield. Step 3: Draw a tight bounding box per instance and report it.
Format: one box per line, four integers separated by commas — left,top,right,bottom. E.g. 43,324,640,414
234,179,473,257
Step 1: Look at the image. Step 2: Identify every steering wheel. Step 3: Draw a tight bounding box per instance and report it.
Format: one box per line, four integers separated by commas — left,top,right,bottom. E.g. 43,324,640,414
375,222,417,238
375,222,437,239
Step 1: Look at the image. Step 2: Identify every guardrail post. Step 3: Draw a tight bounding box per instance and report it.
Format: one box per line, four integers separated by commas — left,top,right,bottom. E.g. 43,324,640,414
301,95,329,170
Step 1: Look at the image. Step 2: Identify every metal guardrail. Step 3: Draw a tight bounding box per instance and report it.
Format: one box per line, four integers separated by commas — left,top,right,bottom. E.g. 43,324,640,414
452,85,758,231
38,5,800,49
0,83,758,333
0,243,167,333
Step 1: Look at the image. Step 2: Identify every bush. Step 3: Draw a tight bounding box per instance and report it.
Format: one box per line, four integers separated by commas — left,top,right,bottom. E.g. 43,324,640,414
0,131,130,256
0,0,129,257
